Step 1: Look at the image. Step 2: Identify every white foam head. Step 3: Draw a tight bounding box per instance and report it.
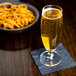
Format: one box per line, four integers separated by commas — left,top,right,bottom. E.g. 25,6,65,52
42,8,63,20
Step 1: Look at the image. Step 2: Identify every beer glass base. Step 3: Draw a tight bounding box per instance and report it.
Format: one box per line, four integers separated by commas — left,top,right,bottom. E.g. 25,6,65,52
40,51,61,67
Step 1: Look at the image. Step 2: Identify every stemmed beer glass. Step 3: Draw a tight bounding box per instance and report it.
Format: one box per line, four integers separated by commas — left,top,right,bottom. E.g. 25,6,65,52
40,5,63,66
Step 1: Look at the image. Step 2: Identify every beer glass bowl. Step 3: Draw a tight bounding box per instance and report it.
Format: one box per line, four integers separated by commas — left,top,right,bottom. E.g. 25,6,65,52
40,5,63,67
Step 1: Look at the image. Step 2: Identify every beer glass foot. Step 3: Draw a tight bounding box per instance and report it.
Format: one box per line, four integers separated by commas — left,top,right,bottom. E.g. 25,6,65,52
40,51,61,67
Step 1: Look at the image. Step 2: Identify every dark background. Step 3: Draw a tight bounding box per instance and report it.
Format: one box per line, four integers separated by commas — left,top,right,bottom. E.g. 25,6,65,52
20,0,63,12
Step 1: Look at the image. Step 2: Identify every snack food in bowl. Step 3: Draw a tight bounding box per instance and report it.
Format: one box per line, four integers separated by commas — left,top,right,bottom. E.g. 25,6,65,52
0,2,35,29
0,2,39,32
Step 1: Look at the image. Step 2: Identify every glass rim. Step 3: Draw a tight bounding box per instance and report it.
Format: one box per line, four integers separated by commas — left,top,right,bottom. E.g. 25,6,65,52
42,5,63,20
42,4,63,12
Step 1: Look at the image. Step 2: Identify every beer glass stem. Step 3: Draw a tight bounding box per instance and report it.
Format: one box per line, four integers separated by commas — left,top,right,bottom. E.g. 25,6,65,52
47,52,54,60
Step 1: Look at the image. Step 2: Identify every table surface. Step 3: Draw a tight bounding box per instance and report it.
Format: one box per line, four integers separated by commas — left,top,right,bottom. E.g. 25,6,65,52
0,0,76,76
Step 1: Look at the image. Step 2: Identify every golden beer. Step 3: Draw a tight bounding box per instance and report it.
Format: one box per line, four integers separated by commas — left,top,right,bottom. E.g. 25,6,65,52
41,8,63,50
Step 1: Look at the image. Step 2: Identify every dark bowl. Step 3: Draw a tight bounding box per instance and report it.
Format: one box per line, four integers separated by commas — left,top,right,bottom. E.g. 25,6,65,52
0,2,39,33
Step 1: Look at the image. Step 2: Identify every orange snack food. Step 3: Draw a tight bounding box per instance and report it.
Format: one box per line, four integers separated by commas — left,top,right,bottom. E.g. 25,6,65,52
0,2,35,29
